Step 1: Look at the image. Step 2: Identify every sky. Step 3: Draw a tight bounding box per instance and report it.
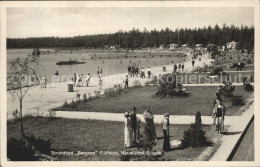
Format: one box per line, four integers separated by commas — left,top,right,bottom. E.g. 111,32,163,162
7,7,254,38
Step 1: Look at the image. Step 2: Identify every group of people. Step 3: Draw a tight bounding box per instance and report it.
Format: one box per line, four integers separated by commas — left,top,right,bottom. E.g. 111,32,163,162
73,73,91,87
124,106,171,152
172,61,185,73
127,64,152,79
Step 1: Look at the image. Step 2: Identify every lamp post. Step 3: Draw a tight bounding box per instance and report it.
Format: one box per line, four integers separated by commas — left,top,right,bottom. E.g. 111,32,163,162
177,27,180,46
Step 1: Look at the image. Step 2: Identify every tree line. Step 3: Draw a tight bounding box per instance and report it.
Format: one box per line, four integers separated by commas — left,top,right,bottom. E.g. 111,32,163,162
7,24,254,51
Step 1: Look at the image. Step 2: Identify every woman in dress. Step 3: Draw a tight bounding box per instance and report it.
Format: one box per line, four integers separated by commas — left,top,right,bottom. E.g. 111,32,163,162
124,112,133,148
143,106,157,142
162,113,170,151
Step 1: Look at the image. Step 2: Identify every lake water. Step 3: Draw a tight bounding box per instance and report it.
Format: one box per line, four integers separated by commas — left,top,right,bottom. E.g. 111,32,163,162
7,49,186,83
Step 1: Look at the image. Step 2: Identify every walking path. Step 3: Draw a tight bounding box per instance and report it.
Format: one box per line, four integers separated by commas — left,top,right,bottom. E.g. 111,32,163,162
210,102,254,161
7,54,212,119
52,111,238,125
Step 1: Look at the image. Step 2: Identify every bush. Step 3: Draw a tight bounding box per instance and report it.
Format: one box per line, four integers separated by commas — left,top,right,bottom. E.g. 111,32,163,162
7,138,36,161
24,135,52,155
181,112,208,148
232,96,245,106
244,83,254,91
210,67,224,76
181,123,208,148
155,74,189,97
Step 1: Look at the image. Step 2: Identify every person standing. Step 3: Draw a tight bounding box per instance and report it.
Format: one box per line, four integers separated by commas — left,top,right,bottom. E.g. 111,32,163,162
125,75,129,88
162,113,170,151
174,64,177,73
131,65,135,77
43,75,47,88
147,67,151,78
131,107,137,143
97,67,100,77
181,63,184,72
124,112,133,148
54,71,59,82
216,87,222,102
136,65,139,77
99,68,103,77
178,63,181,72
237,60,242,71
128,65,131,75
86,73,91,87
98,77,103,90
73,73,77,86
192,59,195,67
143,106,157,142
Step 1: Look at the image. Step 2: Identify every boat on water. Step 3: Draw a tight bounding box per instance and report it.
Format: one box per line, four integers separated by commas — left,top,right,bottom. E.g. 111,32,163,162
56,60,86,65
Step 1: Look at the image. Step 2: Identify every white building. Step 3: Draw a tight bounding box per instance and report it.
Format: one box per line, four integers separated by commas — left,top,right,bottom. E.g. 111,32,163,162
227,41,239,51
169,44,179,50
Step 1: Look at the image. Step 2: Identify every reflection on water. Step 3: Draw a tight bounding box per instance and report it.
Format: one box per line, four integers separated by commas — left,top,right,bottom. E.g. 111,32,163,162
7,49,185,83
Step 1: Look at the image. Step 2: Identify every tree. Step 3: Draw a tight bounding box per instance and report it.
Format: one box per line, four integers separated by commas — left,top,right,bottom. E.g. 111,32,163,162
7,55,39,142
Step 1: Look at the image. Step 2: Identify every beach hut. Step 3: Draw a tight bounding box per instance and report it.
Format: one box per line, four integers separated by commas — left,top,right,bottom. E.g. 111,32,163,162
195,44,203,50
170,44,179,50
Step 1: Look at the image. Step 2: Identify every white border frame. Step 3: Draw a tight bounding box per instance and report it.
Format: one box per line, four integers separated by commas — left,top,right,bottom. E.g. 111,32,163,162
0,1,259,167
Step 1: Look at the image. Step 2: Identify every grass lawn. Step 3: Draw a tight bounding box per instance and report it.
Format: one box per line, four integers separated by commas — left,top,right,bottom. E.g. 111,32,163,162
7,117,221,161
54,86,253,116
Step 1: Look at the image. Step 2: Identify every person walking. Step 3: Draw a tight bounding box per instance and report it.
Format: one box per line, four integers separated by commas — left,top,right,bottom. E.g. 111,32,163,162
162,113,170,151
124,112,133,148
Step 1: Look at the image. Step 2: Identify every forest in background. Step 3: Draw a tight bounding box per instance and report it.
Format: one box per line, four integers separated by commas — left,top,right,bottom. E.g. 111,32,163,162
7,24,254,51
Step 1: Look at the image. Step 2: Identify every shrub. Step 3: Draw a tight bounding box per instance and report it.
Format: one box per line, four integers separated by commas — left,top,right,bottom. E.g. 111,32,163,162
210,67,223,76
181,123,208,148
181,112,208,148
244,83,254,91
70,100,77,109
24,135,52,155
7,138,36,161
232,96,245,106
155,74,189,97
62,100,68,107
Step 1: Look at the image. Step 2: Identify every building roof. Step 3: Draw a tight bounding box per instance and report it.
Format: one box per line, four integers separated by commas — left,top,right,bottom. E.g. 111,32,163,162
227,41,238,45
